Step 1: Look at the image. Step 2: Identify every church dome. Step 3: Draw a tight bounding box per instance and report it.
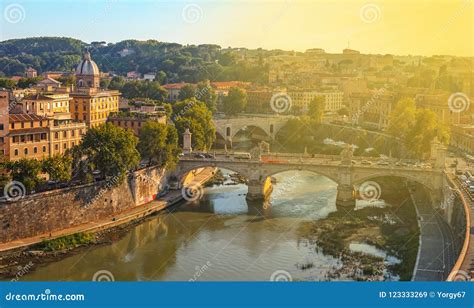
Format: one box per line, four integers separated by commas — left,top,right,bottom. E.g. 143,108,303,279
76,52,99,75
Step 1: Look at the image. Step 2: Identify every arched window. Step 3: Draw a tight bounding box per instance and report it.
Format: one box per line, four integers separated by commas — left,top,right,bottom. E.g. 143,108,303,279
226,127,231,137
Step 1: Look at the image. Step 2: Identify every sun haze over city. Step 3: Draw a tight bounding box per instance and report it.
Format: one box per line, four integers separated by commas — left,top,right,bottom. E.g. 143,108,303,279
0,0,473,56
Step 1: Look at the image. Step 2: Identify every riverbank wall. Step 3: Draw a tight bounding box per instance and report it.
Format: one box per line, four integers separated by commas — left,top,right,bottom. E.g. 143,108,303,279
0,166,168,244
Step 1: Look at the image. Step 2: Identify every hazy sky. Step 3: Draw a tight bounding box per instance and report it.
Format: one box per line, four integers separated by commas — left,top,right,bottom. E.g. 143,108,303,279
0,0,473,56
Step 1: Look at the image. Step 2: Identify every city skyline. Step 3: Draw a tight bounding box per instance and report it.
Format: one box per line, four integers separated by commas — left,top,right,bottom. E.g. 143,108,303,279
0,0,473,57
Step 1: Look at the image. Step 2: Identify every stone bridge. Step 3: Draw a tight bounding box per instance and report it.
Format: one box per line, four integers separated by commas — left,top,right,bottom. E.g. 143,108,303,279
175,149,448,210
213,115,293,144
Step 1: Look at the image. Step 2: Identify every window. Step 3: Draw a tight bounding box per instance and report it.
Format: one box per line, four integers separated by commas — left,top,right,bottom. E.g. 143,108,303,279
21,122,24,128
71,130,75,137
24,148,28,155
42,146,46,153
14,149,18,156
63,131,67,138
55,144,59,150
33,147,37,154
63,143,67,149
0,124,3,130
55,132,59,139
10,123,14,129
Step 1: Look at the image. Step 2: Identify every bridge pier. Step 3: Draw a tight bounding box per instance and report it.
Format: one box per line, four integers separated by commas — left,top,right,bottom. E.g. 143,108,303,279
335,184,356,210
246,178,273,201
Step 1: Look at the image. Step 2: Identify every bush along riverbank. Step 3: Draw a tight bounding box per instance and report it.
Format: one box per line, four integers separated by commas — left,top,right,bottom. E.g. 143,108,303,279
296,178,419,281
204,169,248,187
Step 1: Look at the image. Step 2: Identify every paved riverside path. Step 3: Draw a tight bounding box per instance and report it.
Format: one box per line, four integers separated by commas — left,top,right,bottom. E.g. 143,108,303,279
0,168,216,252
410,185,456,281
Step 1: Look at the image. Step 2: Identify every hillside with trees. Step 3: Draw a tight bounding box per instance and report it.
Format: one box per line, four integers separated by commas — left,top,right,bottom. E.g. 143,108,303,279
0,37,268,84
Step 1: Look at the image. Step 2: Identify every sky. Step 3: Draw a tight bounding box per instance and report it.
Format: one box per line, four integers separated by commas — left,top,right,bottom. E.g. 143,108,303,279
0,0,473,57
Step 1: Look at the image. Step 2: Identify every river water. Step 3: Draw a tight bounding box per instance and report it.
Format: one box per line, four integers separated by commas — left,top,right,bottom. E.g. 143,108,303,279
23,170,404,281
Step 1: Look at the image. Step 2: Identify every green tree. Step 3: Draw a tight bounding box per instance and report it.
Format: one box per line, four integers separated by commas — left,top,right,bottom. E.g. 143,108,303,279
138,122,179,167
80,123,140,180
0,78,17,89
4,158,43,193
405,109,450,158
387,98,417,140
57,75,76,87
155,70,167,84
178,84,196,101
172,99,215,150
17,77,41,88
222,87,247,116
109,76,125,90
42,154,73,182
307,96,325,123
196,80,217,113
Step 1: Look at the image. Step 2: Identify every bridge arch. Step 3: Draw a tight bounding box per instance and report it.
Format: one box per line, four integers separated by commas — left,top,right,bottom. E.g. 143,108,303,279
352,172,437,194
261,166,340,185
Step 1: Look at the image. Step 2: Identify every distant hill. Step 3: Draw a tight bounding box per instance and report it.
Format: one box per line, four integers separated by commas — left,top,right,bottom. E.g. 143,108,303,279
0,37,269,84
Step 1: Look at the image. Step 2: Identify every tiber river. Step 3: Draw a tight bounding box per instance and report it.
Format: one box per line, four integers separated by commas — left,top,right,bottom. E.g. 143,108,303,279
23,170,405,281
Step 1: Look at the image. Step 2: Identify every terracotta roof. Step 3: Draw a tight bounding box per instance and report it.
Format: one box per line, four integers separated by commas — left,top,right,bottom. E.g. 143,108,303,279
37,77,61,85
210,81,251,89
8,127,49,135
9,113,49,122
23,94,56,101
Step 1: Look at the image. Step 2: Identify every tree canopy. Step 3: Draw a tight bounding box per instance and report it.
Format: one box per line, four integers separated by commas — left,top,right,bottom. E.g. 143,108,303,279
80,123,140,180
138,122,179,168
222,87,247,116
172,99,216,150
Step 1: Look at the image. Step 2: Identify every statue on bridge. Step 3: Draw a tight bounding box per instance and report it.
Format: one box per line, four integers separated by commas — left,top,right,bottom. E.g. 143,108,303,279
340,144,354,165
